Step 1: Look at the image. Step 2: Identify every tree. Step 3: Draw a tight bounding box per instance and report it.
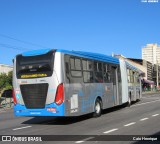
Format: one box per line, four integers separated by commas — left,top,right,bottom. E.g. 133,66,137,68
5,71,12,89
0,71,12,94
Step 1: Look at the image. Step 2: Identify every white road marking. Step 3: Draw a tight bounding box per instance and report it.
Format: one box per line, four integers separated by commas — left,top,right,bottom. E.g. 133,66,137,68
13,126,32,131
124,122,136,127
75,137,95,143
74,97,159,144
132,99,160,107
140,118,149,121
152,114,159,117
103,128,118,134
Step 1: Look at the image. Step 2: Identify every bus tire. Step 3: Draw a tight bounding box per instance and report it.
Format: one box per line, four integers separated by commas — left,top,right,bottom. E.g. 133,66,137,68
136,91,141,102
93,98,102,118
127,95,131,107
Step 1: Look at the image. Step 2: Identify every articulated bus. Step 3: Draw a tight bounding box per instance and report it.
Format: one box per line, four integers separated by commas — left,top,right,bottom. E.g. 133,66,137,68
13,49,142,117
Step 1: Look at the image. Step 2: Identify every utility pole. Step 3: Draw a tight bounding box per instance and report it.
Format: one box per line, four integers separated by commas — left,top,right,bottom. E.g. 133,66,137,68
157,60,159,87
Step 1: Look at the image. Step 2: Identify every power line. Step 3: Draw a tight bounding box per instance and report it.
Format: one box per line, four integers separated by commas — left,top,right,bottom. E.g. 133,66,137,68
0,33,51,49
0,42,33,51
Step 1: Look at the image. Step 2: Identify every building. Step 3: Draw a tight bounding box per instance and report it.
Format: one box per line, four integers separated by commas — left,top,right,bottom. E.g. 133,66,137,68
129,58,153,81
152,64,160,86
0,64,13,74
142,43,160,65
113,55,146,77
142,43,160,86
114,54,155,87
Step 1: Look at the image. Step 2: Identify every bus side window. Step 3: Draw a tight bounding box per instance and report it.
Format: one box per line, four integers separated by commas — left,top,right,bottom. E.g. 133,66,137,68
83,71,93,83
103,63,111,83
65,62,69,74
111,66,116,85
94,61,103,83
65,62,70,83
70,57,82,77
70,58,75,70
75,58,81,70
118,67,121,82
82,59,93,83
127,69,130,83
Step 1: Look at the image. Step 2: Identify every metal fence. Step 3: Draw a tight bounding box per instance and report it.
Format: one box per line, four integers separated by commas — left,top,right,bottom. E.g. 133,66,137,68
0,97,13,109
0,89,13,109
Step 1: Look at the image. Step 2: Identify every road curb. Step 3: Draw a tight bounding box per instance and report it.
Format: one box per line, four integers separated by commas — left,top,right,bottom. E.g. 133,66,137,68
142,91,160,95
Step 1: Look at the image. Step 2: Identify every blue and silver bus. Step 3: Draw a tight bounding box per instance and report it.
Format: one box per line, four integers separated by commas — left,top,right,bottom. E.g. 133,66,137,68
13,49,142,117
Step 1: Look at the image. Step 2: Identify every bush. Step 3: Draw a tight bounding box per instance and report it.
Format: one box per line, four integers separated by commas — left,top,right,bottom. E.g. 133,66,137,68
0,71,12,95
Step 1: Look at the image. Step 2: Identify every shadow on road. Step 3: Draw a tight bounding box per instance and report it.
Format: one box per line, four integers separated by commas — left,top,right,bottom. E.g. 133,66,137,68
22,101,139,125
102,100,138,115
22,114,92,125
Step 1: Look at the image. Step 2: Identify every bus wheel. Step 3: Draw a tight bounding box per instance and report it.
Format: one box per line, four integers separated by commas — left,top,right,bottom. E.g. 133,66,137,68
93,98,102,118
127,95,131,107
136,91,140,102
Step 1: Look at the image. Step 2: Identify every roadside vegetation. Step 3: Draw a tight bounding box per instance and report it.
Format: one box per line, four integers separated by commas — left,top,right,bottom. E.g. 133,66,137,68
0,71,12,96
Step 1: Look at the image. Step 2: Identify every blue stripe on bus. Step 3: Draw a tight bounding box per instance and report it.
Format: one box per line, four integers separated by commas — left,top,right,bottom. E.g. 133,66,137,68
57,49,119,64
20,48,119,64
22,48,52,56
126,61,140,71
14,103,65,116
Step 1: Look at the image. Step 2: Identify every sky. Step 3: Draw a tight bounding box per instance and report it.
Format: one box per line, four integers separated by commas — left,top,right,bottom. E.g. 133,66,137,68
0,0,160,65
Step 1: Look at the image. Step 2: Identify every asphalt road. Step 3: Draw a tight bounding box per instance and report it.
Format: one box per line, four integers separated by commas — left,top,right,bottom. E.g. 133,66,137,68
0,93,160,144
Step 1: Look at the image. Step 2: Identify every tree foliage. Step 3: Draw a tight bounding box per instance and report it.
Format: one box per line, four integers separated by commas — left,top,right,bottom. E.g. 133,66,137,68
0,71,12,94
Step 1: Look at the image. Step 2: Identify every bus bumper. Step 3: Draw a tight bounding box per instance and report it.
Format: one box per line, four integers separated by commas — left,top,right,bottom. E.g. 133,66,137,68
13,103,65,116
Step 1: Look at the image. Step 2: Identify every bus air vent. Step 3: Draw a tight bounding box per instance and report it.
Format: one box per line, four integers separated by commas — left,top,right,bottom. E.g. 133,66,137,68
20,83,48,109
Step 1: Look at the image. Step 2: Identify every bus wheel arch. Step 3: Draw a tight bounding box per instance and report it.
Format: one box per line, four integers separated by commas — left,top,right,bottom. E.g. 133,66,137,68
93,97,102,118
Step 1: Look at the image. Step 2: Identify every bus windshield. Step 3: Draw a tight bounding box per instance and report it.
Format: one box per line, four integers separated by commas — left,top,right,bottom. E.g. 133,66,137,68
16,51,54,79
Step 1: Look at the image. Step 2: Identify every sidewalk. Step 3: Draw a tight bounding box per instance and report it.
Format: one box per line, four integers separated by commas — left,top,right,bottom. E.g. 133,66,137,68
142,90,160,95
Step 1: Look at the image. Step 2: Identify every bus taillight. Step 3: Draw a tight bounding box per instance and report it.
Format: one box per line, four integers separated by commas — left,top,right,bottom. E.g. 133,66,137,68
12,89,17,105
55,83,64,105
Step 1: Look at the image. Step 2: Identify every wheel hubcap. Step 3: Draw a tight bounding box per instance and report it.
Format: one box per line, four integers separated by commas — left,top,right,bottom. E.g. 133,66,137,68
129,97,131,104
95,102,100,114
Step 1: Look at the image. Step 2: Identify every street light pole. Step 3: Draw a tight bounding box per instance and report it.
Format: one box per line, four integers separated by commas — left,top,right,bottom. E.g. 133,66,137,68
157,60,159,87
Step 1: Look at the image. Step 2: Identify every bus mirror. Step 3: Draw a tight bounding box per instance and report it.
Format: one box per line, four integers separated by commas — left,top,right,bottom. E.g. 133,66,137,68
65,62,69,74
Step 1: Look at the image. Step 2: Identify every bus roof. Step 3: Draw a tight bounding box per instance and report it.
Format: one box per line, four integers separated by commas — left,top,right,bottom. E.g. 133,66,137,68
20,49,142,72
21,49,119,65
126,61,143,73
22,48,52,57
57,49,119,64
